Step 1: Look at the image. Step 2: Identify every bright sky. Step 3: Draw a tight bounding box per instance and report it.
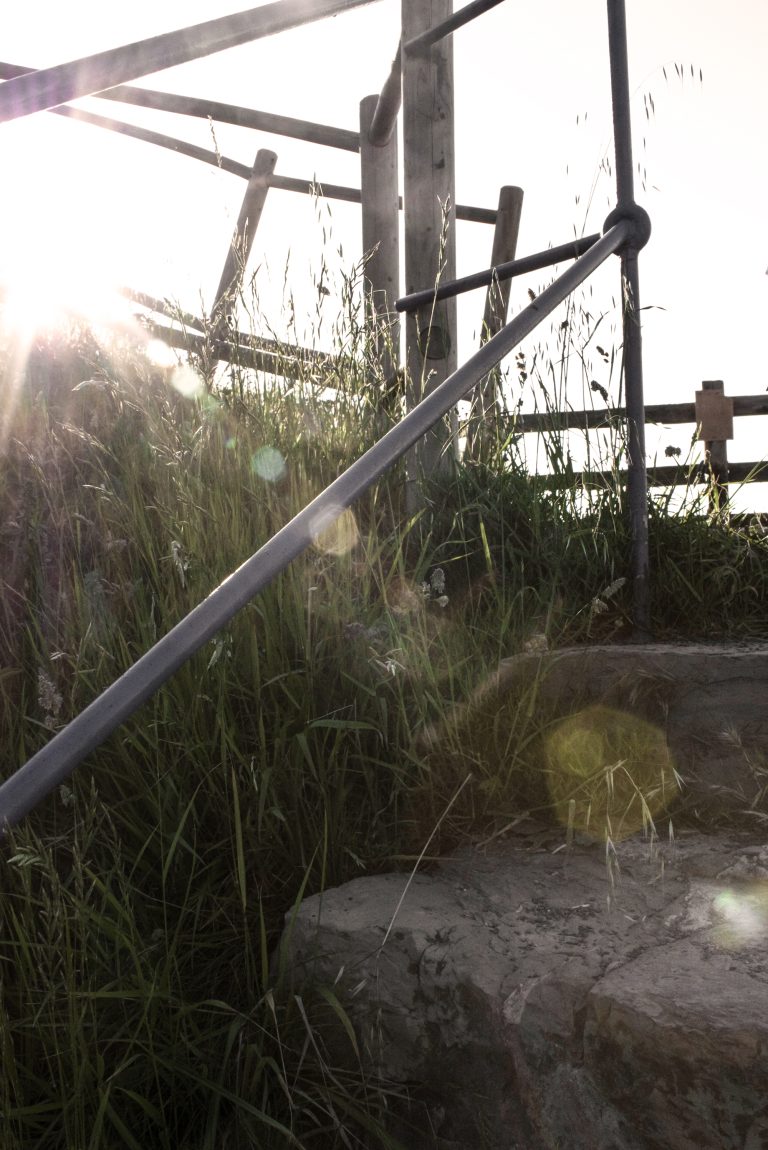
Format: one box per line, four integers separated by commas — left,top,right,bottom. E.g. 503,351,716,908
1,0,766,502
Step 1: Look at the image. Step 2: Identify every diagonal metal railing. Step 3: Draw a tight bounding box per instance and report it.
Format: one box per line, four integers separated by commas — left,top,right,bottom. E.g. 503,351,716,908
0,0,653,830
0,221,632,832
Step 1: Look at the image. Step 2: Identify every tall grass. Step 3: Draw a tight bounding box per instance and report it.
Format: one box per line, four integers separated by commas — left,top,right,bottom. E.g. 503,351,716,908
1,281,767,1146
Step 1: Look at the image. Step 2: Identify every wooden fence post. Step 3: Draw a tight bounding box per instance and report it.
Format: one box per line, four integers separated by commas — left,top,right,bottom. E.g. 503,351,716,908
696,379,733,515
402,0,458,510
360,94,401,422
465,184,524,461
212,148,277,335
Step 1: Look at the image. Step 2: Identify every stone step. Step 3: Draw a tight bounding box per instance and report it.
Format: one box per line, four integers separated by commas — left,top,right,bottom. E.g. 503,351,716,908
495,642,768,823
285,828,768,1149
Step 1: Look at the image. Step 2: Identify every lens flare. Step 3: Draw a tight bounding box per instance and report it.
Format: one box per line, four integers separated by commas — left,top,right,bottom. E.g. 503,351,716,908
251,446,287,482
169,364,205,399
145,339,179,369
711,886,768,950
309,504,359,555
544,705,679,841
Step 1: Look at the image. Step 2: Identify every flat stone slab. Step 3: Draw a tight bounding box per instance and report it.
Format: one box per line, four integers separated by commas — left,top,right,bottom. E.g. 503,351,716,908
496,643,768,819
284,827,768,1149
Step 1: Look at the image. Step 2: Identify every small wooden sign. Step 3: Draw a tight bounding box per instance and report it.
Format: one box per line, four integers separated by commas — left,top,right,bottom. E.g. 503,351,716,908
695,383,734,441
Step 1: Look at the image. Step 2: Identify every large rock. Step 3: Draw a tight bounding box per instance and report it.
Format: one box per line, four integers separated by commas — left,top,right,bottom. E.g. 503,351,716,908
284,828,768,1149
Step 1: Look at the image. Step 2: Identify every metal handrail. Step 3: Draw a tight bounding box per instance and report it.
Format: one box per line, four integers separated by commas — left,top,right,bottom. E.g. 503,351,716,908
0,221,630,832
395,234,602,312
368,0,508,145
404,0,507,54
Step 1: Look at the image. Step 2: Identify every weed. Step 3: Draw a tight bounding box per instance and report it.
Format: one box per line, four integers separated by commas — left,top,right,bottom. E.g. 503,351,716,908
1,267,766,1146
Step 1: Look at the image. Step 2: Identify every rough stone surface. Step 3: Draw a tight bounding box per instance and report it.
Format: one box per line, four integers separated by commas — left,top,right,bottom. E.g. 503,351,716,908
284,828,768,1149
497,643,768,819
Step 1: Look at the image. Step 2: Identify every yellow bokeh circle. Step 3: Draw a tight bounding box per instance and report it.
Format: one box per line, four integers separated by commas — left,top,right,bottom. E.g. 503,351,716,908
544,705,680,841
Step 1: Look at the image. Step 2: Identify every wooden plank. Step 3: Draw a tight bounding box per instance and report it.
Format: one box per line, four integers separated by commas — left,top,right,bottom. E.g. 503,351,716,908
120,288,206,333
367,43,403,146
0,61,360,151
212,149,277,334
43,103,254,179
402,0,458,502
100,87,359,152
0,71,496,223
456,204,498,224
479,187,524,340
695,380,734,441
503,394,768,433
465,184,523,459
531,461,768,490
142,321,332,381
360,95,400,407
261,176,495,222
0,0,381,122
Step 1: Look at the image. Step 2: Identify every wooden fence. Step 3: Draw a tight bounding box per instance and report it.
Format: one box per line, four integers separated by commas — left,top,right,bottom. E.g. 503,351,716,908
2,2,765,513
512,379,768,508
0,0,522,496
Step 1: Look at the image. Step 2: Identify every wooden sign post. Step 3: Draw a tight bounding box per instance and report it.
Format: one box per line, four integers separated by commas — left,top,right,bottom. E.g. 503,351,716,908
696,379,734,514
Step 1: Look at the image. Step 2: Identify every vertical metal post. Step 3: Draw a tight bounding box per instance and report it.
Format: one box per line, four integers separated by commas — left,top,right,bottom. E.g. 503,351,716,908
606,0,650,638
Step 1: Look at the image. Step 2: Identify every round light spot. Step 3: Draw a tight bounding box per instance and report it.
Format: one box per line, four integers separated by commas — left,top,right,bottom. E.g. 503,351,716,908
310,505,359,555
145,339,178,368
251,446,286,482
712,887,768,950
170,364,205,399
543,705,679,841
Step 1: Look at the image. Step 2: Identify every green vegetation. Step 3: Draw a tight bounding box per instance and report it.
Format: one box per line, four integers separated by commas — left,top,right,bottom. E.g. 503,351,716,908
1,295,767,1148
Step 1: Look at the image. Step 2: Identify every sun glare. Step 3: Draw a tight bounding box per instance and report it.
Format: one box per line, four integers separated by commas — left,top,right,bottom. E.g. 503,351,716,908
0,235,133,346
0,110,147,352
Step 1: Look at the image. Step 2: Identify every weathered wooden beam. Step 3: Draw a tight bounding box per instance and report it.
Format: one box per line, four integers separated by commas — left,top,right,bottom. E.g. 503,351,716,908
465,184,523,459
360,95,400,399
141,321,332,381
0,60,360,151
367,43,402,146
0,67,497,224
43,103,255,179
505,392,768,433
402,0,458,503
100,86,360,152
537,461,768,489
120,289,207,333
479,187,524,341
0,0,381,122
254,175,496,222
211,149,278,335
